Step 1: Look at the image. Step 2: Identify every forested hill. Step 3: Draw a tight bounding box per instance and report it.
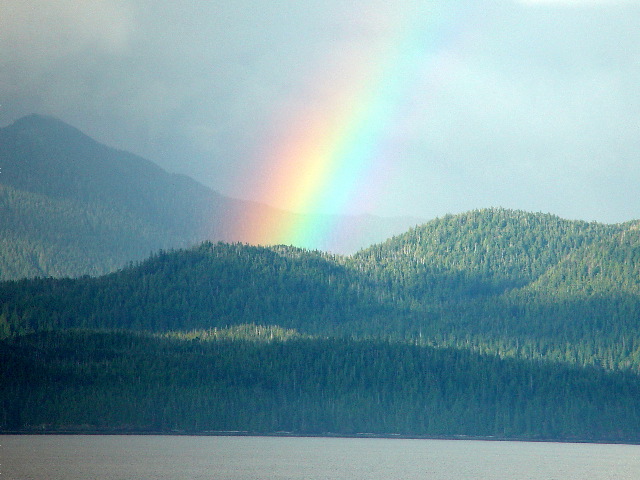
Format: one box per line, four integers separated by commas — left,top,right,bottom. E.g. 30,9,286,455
4,329,640,441
353,209,626,294
0,114,421,279
0,114,260,278
3,208,640,440
2,208,640,369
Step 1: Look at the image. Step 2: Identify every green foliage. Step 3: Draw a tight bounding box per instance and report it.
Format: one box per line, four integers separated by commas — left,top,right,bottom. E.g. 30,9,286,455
3,208,640,441
0,242,402,335
6,115,640,441
2,329,640,441
163,324,305,342
2,209,639,372
0,115,214,279
0,183,181,279
353,208,623,300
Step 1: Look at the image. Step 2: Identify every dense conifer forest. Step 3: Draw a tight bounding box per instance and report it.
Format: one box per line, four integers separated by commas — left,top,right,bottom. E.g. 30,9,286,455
3,328,640,441
2,208,640,441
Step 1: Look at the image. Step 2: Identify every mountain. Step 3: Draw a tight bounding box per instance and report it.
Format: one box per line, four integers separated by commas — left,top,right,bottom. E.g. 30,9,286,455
2,208,640,440
351,209,640,367
0,114,422,279
2,208,639,368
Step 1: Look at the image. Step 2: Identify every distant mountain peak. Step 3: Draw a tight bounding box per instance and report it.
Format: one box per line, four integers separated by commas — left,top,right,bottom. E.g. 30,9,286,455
4,114,103,156
9,113,82,133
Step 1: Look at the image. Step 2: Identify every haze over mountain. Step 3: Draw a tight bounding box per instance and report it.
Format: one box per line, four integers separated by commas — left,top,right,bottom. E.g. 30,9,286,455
2,1,639,224
0,114,422,279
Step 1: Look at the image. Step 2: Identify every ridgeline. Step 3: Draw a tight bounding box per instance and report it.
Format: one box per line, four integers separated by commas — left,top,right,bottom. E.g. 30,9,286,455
2,208,640,441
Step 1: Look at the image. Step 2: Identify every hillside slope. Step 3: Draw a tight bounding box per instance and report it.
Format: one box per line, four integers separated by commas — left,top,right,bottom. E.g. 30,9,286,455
2,209,640,371
352,208,625,300
0,182,179,279
351,209,640,368
3,209,640,441
3,329,640,441
0,114,256,278
0,114,422,279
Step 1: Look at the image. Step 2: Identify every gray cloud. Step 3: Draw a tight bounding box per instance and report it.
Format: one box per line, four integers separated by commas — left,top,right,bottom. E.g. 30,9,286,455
1,0,639,223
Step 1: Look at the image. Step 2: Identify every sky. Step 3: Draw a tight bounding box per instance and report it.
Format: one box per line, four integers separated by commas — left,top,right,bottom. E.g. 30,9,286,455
1,0,639,224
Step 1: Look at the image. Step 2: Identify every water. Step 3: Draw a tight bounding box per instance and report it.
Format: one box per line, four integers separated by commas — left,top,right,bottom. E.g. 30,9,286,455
2,435,639,480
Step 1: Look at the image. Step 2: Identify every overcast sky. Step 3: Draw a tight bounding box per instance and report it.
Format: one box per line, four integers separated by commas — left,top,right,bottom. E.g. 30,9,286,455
1,0,639,223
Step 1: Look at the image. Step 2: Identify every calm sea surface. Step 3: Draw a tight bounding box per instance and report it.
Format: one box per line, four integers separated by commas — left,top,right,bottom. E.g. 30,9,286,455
2,435,639,480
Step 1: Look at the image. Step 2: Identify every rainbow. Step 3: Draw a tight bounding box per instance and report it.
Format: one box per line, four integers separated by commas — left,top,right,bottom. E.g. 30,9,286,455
240,3,476,250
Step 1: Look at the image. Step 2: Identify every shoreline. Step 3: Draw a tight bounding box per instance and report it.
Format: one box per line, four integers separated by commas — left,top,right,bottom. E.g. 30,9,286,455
1,429,638,446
